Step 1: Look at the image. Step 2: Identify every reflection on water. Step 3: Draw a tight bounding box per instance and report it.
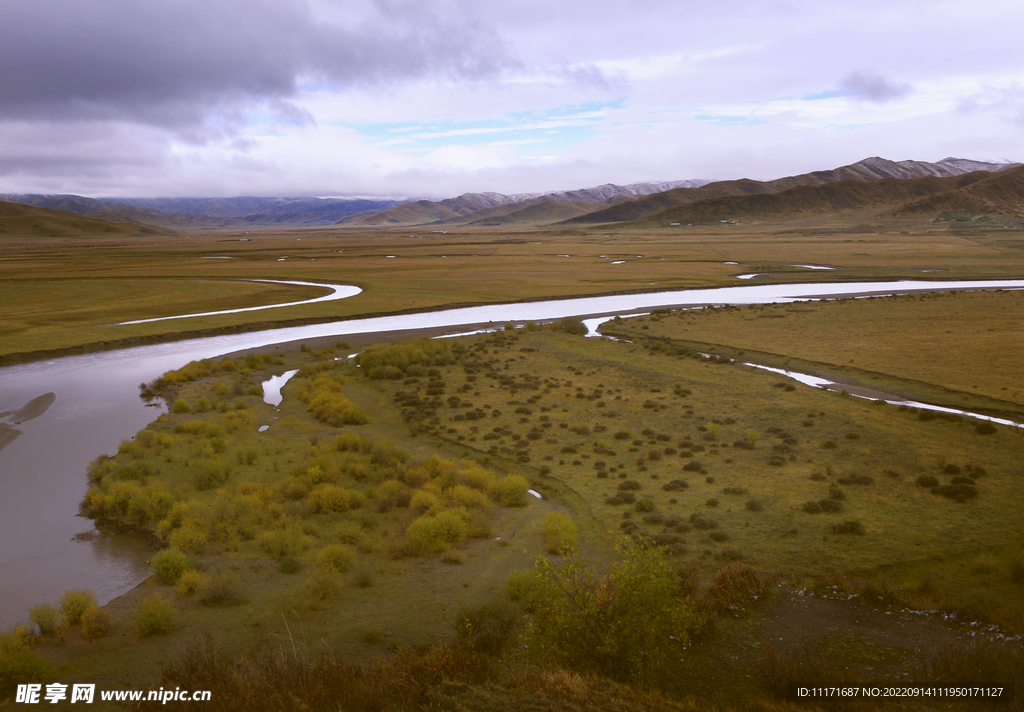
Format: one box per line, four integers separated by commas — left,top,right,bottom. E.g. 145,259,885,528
3,278,1024,627
262,370,298,407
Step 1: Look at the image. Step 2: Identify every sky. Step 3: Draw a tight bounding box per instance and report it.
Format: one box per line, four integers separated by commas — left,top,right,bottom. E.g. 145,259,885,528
1,0,1022,199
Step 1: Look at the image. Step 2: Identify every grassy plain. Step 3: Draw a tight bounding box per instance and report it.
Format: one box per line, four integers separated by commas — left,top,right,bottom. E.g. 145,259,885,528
3,215,1024,709
606,289,1024,417
3,214,1024,361
7,322,1023,709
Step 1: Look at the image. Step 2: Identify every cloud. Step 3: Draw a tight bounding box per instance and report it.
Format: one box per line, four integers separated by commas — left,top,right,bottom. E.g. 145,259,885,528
0,0,514,134
839,71,912,103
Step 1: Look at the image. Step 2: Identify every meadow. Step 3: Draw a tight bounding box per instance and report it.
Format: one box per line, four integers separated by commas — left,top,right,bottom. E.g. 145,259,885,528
3,213,1024,362
2,215,1024,710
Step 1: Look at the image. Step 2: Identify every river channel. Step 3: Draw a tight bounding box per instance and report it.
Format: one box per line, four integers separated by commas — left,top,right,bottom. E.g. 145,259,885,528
2,278,1023,627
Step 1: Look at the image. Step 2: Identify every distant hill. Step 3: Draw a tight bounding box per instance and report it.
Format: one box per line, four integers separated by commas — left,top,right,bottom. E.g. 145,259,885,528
562,157,1021,225
618,172,995,227
339,179,711,227
881,165,1024,219
0,194,410,228
0,200,166,237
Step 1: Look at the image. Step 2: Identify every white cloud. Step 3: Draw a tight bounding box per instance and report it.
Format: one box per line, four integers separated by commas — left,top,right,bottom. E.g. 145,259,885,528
1,0,1022,197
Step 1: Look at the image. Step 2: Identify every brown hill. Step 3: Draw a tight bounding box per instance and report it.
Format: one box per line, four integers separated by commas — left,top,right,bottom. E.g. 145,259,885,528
623,173,994,226
0,201,166,237
563,157,1019,225
882,165,1024,219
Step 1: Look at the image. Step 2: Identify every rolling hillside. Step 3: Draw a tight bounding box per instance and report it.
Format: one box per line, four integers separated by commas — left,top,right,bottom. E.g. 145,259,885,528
0,201,166,237
622,172,997,226
562,157,1020,225
882,165,1024,219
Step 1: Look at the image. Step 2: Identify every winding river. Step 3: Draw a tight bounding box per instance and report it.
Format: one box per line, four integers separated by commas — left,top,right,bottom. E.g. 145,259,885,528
2,278,1024,627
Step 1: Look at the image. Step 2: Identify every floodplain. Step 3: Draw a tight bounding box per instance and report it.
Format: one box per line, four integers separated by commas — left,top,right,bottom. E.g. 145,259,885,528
2,214,1024,710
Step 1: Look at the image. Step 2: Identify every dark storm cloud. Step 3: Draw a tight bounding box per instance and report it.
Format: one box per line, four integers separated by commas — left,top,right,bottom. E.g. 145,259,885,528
839,71,911,103
0,0,513,130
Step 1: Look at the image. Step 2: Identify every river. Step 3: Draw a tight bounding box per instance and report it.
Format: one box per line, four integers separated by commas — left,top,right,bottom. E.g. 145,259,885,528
2,278,1023,627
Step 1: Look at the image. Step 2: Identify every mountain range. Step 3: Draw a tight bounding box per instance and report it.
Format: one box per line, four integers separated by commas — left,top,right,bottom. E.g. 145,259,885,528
1,157,1020,237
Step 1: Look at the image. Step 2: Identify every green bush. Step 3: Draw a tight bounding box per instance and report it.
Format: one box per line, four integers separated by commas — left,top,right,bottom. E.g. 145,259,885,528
505,569,544,612
177,570,204,597
60,589,98,626
151,548,195,585
0,630,54,696
316,544,356,573
529,540,702,687
29,603,60,636
406,510,470,554
542,512,577,554
495,475,529,507
134,594,177,637
80,608,116,640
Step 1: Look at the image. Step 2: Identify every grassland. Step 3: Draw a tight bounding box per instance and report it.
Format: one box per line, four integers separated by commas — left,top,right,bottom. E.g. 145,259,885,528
5,320,1023,710
3,215,1024,710
3,214,1024,361
605,289,1024,417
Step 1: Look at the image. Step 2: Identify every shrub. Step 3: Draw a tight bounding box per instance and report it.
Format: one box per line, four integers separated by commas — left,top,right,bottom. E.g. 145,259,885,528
505,570,544,612
29,603,61,636
975,422,997,435
529,540,702,686
60,589,98,626
819,499,844,513
542,512,577,554
151,548,195,585
618,480,641,491
830,520,865,535
80,608,116,640
316,544,356,574
495,475,529,507
406,510,470,554
306,567,341,603
172,399,192,413
557,317,588,335
309,484,364,513
745,499,764,512
635,498,656,513
455,600,522,656
134,594,177,637
0,630,54,695
802,501,823,514
916,475,940,488
197,571,243,606
662,479,689,491
177,570,204,597
931,484,979,502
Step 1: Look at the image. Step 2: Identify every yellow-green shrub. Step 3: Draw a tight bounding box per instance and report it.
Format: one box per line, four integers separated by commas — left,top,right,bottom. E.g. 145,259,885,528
176,570,204,597
494,475,529,507
316,544,356,573
406,510,470,554
260,526,310,559
542,512,577,555
410,490,441,514
134,594,176,637
309,484,364,513
60,589,98,626
80,608,115,640
151,548,195,585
